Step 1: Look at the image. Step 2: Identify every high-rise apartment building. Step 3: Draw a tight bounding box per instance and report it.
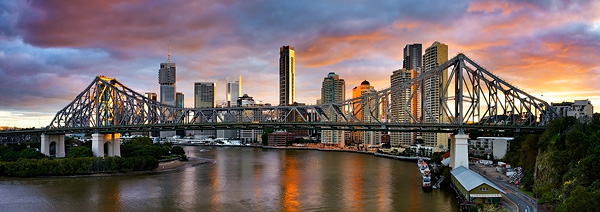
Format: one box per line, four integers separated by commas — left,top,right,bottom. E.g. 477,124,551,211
194,82,216,108
351,80,376,145
175,92,184,108
403,44,422,71
390,68,414,147
321,72,345,145
423,41,449,149
226,76,242,107
360,87,381,146
159,61,176,106
280,46,295,106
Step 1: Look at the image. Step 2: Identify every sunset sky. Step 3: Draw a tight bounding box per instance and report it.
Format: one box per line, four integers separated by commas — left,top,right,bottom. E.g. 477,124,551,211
1,0,599,128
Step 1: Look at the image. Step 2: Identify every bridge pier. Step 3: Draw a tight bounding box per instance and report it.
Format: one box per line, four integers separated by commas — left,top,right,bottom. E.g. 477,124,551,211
450,132,469,169
92,133,121,157
40,134,66,157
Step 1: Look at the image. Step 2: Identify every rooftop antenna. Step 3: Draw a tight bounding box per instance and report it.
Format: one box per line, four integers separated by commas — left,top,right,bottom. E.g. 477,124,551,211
167,45,171,63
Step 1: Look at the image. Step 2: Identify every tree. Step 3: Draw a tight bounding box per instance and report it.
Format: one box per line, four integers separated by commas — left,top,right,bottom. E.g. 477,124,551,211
66,146,93,158
171,146,185,156
261,128,274,146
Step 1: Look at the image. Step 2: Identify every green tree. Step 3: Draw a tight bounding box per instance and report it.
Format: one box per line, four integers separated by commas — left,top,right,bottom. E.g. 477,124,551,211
171,146,185,156
66,146,93,158
19,148,47,160
556,186,600,212
261,128,274,146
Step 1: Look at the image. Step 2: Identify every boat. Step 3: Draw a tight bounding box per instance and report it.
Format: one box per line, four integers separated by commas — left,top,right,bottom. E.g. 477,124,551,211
418,159,432,189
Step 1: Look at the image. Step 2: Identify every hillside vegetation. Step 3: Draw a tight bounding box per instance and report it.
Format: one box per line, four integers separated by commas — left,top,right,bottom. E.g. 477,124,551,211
506,115,600,211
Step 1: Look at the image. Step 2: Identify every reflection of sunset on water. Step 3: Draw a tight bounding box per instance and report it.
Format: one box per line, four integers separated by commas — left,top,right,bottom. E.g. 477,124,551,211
281,156,300,212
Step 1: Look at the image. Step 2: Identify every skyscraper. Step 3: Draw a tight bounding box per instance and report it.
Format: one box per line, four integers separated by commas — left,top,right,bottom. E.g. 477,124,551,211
158,57,177,138
226,76,242,107
351,80,375,145
403,44,422,71
280,46,295,106
159,61,176,106
194,82,216,108
175,92,184,108
321,72,345,145
390,68,414,147
423,41,449,149
193,82,216,138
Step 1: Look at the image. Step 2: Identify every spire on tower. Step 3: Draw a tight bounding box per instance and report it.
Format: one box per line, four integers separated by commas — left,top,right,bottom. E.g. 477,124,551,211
167,46,171,63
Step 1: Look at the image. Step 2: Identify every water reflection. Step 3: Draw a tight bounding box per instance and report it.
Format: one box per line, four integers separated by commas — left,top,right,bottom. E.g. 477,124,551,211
0,147,459,212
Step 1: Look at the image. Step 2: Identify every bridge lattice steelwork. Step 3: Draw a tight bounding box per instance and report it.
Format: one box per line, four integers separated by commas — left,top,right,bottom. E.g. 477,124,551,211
32,53,558,135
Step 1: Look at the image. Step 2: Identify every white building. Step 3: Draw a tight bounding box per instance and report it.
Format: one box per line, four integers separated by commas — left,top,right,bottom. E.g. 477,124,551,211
552,99,593,122
469,137,513,160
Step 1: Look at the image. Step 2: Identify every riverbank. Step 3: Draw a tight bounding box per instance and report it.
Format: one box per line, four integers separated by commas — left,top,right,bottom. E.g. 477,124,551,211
182,143,430,162
154,157,215,173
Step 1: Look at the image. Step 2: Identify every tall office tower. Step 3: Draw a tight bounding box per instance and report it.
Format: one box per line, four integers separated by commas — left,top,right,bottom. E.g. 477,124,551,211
390,68,414,147
350,80,375,145
194,82,216,108
159,60,176,106
175,92,184,108
321,72,345,145
226,76,242,107
423,41,449,150
403,44,423,141
144,92,158,101
279,46,295,106
193,82,216,138
403,44,422,71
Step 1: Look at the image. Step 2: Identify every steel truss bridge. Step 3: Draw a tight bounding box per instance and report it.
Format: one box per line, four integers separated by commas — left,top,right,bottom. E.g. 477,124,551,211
1,53,560,142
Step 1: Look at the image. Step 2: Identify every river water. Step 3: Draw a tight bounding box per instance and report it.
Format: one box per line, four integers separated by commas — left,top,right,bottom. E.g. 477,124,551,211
0,146,458,211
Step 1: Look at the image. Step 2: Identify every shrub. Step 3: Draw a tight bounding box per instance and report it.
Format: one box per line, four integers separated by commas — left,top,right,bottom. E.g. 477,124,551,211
66,146,93,158
171,146,185,156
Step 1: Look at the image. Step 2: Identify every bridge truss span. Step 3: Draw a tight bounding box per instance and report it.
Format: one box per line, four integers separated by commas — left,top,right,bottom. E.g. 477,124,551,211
45,53,559,134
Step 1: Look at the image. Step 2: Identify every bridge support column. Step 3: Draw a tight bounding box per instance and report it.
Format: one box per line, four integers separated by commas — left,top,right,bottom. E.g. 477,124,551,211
92,133,121,157
40,134,65,157
450,132,469,169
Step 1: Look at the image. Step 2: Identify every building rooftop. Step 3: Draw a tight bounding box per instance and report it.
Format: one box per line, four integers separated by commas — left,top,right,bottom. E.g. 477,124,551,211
451,166,505,193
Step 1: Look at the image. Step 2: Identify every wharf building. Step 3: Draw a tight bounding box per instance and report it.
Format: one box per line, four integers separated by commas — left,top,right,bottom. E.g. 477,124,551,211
422,41,449,150
280,46,295,106
321,72,345,146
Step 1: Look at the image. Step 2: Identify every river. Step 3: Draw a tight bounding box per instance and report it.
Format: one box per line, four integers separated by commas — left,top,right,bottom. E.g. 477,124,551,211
0,146,458,211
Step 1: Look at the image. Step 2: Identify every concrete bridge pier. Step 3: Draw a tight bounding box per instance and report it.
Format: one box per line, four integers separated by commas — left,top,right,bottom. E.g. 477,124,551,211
450,132,469,169
41,134,66,157
92,133,121,157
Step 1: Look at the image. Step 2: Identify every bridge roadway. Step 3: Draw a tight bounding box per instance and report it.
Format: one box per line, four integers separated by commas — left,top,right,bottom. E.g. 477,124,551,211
471,163,539,212
0,122,547,137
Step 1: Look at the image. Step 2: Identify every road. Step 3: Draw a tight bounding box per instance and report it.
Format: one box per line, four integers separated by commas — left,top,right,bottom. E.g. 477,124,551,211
470,164,539,212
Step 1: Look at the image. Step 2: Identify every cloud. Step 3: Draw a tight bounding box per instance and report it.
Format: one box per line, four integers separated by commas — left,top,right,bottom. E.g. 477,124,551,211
1,0,600,128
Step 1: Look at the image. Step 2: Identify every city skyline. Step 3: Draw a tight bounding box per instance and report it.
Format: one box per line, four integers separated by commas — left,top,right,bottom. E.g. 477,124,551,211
1,0,600,128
